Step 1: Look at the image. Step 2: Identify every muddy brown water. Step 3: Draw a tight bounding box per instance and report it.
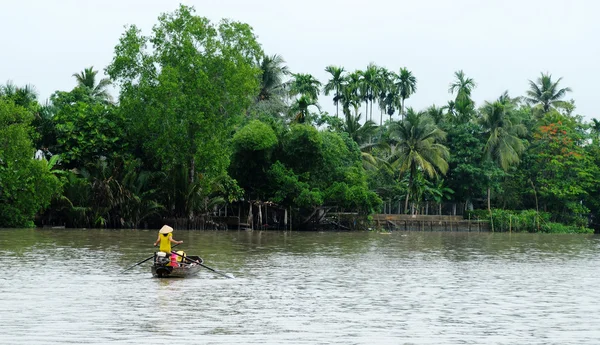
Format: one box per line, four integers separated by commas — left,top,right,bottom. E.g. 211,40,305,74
1,228,599,344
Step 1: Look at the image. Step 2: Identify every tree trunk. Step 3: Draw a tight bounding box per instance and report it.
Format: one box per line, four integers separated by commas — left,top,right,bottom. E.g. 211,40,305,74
189,158,195,221
335,87,339,118
530,180,540,232
487,187,494,232
401,98,405,120
404,173,413,214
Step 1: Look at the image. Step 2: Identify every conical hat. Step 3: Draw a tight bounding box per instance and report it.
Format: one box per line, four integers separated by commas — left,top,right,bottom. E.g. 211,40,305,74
159,225,174,234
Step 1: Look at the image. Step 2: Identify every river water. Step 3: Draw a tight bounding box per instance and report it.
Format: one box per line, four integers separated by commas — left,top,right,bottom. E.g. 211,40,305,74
1,228,599,344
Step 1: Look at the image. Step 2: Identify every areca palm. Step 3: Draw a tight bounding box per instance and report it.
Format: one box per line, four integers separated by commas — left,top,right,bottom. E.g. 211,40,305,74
375,66,393,125
480,97,527,211
73,67,112,103
448,70,476,100
448,70,476,123
524,72,572,113
323,65,345,118
389,108,449,213
339,71,362,113
361,63,379,122
257,54,290,102
395,68,417,119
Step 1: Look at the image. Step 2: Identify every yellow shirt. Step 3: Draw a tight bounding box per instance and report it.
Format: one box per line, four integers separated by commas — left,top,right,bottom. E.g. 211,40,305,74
159,233,172,253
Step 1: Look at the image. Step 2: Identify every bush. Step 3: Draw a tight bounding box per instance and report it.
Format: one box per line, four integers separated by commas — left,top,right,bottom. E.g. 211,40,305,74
464,209,593,233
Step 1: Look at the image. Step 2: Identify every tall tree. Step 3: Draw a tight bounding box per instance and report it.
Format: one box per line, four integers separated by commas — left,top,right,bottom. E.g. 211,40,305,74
289,95,321,124
524,72,572,113
479,95,527,211
289,73,321,102
448,70,476,101
72,67,113,103
107,5,263,220
361,63,379,121
396,67,417,119
375,66,393,125
0,98,61,227
389,109,449,213
323,65,345,118
448,70,476,124
257,54,289,102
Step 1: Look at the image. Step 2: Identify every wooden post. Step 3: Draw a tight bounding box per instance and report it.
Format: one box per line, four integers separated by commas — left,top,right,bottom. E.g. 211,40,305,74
468,213,471,232
509,215,512,233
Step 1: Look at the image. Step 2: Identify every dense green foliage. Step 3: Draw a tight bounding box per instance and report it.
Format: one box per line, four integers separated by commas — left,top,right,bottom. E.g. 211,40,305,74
0,98,61,227
1,4,599,232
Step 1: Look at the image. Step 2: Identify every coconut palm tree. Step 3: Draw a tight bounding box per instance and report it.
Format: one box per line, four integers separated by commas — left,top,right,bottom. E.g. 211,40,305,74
396,68,417,119
1,81,39,109
341,101,377,145
479,97,527,211
289,73,321,102
257,54,290,102
426,105,445,125
289,95,321,124
323,65,345,118
524,72,572,113
389,108,449,213
72,67,112,103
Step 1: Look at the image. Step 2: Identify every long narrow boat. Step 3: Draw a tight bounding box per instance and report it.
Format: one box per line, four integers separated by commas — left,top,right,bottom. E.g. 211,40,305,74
151,252,204,278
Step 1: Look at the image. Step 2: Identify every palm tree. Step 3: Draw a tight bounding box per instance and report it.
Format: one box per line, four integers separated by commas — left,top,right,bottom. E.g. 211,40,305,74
339,71,362,114
289,95,321,124
257,54,290,102
591,119,600,141
289,73,321,101
375,66,393,126
426,105,445,125
389,108,449,213
361,63,379,122
341,101,377,145
479,97,527,211
323,66,345,118
524,72,572,113
396,68,417,119
1,81,39,109
72,67,112,103
448,70,476,101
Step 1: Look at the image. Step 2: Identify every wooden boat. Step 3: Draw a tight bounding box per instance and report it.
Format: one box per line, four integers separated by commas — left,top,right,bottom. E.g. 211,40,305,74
151,252,204,278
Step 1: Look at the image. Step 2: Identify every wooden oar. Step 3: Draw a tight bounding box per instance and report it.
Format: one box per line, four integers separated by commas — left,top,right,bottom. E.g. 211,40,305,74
121,243,181,273
170,251,234,279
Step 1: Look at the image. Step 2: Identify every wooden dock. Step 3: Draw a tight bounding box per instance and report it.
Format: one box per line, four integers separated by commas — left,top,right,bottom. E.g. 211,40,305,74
372,214,489,232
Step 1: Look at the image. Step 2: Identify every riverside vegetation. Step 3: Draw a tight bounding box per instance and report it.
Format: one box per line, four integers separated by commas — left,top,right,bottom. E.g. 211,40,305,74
1,5,598,233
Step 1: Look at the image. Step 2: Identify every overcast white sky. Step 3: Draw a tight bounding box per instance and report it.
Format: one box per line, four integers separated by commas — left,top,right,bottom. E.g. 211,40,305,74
1,0,598,120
